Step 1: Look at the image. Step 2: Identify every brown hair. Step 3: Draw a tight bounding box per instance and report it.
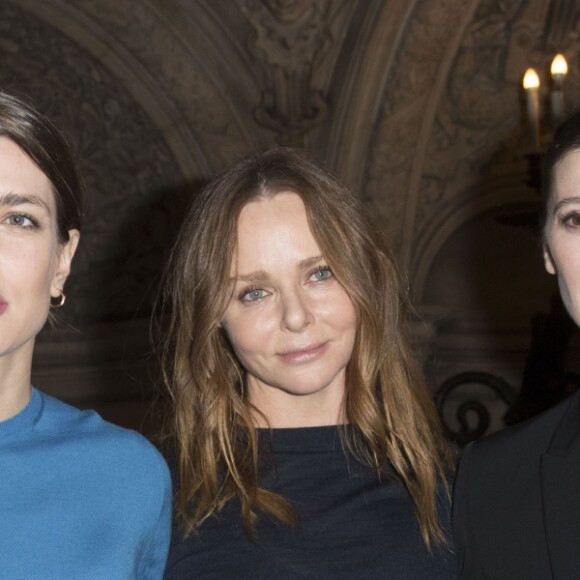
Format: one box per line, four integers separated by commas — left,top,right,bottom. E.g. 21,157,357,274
0,91,84,241
162,147,453,546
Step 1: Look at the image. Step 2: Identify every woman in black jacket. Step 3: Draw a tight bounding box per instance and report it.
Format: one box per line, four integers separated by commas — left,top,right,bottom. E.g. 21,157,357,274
454,110,580,580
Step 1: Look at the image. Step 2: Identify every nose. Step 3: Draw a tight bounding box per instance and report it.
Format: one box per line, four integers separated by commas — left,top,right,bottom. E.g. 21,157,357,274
280,287,314,332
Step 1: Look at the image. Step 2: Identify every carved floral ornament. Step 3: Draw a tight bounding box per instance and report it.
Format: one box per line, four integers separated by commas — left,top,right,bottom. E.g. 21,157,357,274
0,2,182,324
240,0,339,145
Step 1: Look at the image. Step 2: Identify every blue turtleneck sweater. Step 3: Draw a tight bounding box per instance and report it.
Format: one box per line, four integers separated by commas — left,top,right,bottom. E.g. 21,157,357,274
0,387,171,579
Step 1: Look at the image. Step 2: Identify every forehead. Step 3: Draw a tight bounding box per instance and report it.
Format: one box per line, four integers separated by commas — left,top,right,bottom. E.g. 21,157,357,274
233,192,321,271
553,149,580,199
0,136,54,208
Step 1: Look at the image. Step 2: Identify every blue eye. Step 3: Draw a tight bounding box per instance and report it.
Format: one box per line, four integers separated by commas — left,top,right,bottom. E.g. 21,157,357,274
241,288,266,302
6,213,38,229
311,266,332,282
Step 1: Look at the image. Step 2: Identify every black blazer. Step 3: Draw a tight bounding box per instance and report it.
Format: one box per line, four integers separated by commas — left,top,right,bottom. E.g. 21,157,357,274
453,389,580,579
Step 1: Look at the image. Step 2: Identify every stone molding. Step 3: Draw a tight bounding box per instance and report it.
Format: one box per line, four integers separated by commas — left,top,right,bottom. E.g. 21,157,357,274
1,0,576,413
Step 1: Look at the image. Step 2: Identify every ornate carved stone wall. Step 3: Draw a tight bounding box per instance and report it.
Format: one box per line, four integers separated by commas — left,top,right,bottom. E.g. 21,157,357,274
2,0,577,433
1,2,183,323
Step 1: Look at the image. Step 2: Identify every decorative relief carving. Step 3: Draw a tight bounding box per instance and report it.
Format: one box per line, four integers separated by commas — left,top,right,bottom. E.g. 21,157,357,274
400,0,580,316
364,107,424,253
447,1,523,130
364,0,469,254
365,0,556,275
542,0,579,52
240,0,338,146
62,0,250,167
413,0,554,238
0,3,184,324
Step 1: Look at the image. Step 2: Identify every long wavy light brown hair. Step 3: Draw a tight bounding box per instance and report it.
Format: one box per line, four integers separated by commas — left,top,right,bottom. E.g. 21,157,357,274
161,147,453,547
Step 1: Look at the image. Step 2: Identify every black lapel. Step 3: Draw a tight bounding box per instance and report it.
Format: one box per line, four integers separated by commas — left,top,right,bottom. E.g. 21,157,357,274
541,390,580,579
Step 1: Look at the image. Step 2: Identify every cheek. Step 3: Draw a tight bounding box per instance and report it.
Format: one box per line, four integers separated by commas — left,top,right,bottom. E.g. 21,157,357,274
4,243,55,291
222,312,269,362
550,240,580,280
323,291,358,331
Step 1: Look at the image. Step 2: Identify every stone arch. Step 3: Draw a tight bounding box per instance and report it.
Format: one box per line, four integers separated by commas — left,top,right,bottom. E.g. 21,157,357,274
413,178,539,305
11,0,210,177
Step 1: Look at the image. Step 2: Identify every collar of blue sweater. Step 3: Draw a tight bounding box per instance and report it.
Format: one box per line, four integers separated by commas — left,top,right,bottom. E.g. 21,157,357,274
0,387,43,436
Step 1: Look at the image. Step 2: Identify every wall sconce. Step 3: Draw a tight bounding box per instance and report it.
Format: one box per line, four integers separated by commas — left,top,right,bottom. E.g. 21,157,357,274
522,54,570,192
523,54,569,154
523,67,541,152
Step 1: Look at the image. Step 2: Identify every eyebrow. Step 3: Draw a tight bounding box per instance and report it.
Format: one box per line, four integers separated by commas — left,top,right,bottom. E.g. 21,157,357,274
0,192,51,212
231,255,326,283
552,197,580,214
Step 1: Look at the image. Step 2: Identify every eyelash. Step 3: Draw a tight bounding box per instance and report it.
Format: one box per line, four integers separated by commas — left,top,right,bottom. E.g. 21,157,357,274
309,265,333,281
4,212,39,230
238,286,264,302
560,211,580,228
237,265,333,303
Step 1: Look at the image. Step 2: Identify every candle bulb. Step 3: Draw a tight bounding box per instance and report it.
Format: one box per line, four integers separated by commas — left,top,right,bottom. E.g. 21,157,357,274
550,54,568,126
523,68,541,153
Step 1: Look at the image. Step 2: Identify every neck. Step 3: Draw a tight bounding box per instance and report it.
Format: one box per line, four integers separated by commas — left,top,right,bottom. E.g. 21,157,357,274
0,347,33,422
248,379,345,428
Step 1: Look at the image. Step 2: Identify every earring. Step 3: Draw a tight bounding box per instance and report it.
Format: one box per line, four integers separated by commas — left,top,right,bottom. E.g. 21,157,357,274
50,290,66,308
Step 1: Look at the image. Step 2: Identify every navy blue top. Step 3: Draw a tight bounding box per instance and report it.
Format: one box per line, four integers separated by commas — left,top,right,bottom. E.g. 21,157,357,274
165,425,458,579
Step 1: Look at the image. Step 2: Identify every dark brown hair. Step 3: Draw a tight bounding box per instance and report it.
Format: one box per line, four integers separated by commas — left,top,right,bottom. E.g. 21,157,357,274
0,91,84,240
541,109,580,231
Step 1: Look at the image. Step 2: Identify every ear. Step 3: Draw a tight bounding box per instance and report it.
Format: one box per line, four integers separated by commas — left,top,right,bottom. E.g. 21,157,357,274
51,229,80,297
543,242,557,275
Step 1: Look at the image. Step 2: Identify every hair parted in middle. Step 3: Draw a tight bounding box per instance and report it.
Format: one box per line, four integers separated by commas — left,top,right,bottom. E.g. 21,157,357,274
162,147,453,547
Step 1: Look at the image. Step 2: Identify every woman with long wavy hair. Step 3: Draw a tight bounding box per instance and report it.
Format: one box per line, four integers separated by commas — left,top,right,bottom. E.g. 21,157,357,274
162,147,457,579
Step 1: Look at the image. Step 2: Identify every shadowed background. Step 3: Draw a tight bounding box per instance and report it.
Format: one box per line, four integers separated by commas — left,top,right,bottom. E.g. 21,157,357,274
3,0,577,439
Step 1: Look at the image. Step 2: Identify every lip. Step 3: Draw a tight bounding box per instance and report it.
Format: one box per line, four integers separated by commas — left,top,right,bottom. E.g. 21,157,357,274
0,301,7,315
277,342,328,365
